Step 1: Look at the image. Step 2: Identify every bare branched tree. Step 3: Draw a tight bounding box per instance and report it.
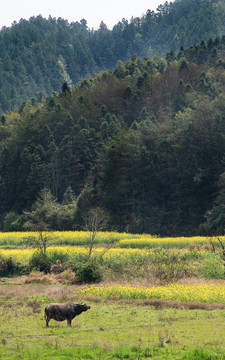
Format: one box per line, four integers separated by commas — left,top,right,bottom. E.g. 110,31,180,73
82,206,111,260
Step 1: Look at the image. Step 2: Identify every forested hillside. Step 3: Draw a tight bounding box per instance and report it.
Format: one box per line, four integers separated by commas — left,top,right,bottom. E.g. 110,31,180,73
2,33,225,235
1,0,225,113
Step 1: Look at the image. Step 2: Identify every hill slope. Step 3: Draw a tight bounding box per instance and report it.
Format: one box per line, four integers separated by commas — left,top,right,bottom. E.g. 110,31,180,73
1,0,225,113
1,34,225,235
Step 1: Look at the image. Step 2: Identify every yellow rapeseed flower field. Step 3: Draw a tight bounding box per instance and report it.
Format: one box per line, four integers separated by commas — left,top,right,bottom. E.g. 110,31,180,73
0,231,223,249
0,246,206,266
118,236,225,249
0,246,157,265
0,246,205,271
0,231,144,247
80,283,225,304
0,248,35,264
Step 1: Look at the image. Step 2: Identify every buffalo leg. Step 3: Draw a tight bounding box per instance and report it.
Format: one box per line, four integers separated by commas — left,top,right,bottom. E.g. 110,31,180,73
46,317,50,327
67,319,72,327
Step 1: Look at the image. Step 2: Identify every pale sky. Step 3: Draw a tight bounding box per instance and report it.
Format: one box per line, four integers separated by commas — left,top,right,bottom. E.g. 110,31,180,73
0,0,172,30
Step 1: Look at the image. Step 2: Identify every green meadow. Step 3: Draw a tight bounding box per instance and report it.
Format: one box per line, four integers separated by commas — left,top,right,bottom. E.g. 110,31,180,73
0,289,225,360
0,231,225,359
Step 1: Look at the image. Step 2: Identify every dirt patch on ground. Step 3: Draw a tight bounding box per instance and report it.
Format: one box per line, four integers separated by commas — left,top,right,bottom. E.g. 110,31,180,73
0,283,79,300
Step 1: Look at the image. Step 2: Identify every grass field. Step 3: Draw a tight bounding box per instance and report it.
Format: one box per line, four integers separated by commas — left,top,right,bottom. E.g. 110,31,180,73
0,285,225,359
0,231,225,359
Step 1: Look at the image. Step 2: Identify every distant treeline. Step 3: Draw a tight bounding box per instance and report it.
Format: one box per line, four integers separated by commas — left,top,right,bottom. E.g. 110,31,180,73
1,0,225,112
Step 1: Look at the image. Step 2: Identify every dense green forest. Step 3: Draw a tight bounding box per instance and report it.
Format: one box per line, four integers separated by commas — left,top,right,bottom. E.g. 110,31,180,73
1,0,225,113
2,28,225,235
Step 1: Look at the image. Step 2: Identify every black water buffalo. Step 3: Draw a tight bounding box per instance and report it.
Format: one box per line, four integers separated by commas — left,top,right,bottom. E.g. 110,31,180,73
44,302,91,327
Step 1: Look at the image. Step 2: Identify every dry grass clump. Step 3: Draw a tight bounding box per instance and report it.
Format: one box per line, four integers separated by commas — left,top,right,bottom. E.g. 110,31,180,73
133,299,225,310
188,243,202,251
20,269,76,285
188,243,221,251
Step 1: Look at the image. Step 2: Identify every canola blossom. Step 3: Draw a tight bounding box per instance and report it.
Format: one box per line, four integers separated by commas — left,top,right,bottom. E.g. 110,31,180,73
0,248,35,264
0,246,158,265
0,246,206,273
0,246,206,266
0,231,224,249
80,283,225,304
118,236,225,249
0,231,143,247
